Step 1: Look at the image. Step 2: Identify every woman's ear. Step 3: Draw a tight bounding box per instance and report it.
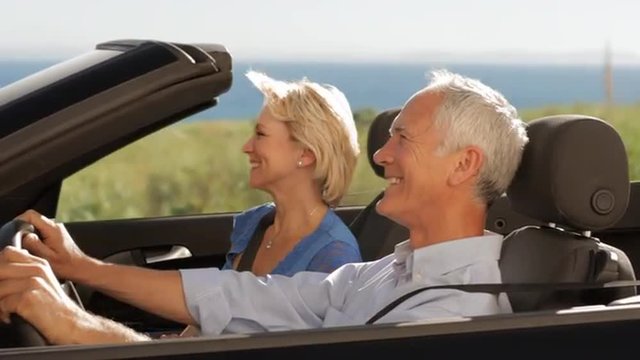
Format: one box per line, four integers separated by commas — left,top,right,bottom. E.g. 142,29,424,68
448,146,484,186
299,148,316,167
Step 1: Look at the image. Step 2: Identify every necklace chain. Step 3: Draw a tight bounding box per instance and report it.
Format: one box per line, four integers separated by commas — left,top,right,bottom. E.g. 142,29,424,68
265,205,322,249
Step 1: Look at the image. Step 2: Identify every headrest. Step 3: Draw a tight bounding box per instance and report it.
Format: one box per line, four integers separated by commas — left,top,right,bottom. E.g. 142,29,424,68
507,115,629,231
367,108,400,178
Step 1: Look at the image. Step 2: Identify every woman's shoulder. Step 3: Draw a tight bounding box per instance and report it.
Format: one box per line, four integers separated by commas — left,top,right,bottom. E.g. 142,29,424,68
233,202,275,225
306,234,363,272
319,208,358,246
228,203,274,255
307,208,362,260
271,207,362,275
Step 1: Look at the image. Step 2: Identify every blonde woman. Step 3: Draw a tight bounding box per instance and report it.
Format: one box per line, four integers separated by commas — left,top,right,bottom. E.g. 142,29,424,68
222,71,362,276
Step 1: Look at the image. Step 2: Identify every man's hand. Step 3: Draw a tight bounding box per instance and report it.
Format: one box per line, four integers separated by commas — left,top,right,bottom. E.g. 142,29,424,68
11,210,191,328
0,246,83,344
17,209,94,282
0,246,150,344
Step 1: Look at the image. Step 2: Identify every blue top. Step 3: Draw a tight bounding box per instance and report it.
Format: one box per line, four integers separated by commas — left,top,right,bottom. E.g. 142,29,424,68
222,203,362,275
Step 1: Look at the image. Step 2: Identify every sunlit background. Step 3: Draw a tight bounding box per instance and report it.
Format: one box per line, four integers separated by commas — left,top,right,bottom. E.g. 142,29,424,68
1,0,639,220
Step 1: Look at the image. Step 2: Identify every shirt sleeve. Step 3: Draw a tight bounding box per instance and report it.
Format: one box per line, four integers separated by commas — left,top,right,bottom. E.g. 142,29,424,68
373,290,506,325
307,241,362,273
179,264,360,335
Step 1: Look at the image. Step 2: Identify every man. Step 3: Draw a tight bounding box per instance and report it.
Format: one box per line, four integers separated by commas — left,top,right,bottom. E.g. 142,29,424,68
0,70,528,344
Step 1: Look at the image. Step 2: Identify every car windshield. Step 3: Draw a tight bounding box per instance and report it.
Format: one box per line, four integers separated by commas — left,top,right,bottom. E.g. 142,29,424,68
0,50,119,107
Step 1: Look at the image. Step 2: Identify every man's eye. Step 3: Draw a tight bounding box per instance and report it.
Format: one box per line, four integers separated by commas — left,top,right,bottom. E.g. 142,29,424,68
256,131,266,137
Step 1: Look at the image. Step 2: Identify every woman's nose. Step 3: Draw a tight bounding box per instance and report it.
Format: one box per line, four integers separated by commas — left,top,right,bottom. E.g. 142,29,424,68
242,137,254,153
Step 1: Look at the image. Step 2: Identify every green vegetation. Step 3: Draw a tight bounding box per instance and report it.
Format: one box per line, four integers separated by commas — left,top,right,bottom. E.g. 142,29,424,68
57,104,640,222
58,112,386,222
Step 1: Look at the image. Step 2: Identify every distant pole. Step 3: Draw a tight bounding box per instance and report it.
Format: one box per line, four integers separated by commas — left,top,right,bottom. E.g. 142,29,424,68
604,41,613,108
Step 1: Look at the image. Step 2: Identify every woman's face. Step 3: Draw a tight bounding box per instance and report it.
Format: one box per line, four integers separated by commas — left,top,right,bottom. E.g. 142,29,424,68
242,107,305,191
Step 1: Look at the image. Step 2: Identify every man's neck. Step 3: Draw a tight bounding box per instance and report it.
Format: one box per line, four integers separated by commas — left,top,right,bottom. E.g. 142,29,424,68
408,202,487,250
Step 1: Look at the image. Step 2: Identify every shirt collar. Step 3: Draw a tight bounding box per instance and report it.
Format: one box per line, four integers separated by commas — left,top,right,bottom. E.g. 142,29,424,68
392,231,504,282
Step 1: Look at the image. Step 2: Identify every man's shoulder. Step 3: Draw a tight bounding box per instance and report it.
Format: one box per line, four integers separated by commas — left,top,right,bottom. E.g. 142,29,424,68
354,252,397,275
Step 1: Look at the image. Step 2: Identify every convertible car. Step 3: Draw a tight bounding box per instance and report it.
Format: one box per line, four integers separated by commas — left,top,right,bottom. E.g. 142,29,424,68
0,39,639,359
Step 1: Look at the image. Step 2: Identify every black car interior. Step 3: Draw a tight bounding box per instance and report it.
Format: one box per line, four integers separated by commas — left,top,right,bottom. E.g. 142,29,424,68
500,115,635,310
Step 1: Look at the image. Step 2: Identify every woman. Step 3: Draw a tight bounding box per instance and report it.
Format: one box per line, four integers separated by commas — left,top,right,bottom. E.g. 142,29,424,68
223,71,362,276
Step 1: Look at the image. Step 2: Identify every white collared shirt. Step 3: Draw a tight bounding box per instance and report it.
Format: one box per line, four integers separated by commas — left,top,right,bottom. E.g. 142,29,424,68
180,232,512,335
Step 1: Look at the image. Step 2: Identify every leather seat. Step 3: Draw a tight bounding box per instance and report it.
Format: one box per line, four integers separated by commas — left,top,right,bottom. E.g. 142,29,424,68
500,115,636,311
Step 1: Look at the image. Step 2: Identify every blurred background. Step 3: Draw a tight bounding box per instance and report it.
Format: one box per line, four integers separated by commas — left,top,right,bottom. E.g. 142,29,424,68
1,0,639,221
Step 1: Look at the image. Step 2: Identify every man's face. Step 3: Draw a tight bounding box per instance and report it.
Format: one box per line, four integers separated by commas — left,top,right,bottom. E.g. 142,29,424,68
373,90,456,227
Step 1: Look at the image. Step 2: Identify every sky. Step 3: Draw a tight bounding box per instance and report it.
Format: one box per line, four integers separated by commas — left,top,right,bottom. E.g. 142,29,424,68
1,0,639,64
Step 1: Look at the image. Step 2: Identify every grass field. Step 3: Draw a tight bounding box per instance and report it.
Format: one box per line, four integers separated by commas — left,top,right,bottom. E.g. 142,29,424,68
56,103,640,222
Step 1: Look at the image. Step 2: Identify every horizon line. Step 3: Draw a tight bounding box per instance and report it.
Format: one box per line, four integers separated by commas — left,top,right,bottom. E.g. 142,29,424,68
1,48,639,66
1,57,639,67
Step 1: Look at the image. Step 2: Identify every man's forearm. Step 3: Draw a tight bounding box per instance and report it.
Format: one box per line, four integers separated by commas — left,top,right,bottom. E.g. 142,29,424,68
64,310,151,344
73,259,194,325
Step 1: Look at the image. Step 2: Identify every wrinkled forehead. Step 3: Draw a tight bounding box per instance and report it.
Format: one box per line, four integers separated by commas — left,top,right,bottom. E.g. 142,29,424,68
390,90,442,136
388,114,404,136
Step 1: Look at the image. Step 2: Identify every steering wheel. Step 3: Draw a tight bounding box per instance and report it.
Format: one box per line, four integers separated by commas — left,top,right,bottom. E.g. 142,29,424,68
0,219,48,347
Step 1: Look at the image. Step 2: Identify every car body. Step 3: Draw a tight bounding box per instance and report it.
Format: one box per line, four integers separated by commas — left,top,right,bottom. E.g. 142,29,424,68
0,39,639,359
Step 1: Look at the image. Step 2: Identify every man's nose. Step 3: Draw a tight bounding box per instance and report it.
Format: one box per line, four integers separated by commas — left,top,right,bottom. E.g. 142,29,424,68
373,141,393,166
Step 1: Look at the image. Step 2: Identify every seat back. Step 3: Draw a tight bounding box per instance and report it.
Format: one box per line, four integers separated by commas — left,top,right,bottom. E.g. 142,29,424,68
500,115,636,311
349,108,409,261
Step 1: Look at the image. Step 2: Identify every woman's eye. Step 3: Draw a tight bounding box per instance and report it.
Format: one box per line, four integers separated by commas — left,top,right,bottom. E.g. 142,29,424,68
256,131,265,137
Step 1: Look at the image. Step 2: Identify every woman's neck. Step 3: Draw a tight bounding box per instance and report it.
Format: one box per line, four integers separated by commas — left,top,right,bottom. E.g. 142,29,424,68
268,191,328,244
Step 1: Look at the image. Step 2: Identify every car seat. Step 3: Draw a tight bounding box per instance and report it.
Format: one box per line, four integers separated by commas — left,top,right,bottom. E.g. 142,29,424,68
499,115,636,311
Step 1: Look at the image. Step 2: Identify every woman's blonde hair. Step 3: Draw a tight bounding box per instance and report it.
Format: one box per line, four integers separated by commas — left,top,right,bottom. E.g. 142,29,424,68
246,71,360,206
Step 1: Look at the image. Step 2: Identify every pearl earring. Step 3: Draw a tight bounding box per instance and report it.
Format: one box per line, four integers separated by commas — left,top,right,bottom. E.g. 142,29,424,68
297,160,303,167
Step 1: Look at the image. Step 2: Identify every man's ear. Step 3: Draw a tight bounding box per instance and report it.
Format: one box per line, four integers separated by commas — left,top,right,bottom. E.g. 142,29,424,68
448,146,484,186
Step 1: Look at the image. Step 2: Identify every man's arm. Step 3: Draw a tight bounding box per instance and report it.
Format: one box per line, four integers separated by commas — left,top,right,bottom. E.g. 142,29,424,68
18,210,195,326
0,246,150,344
179,265,357,335
78,260,194,325
61,308,152,344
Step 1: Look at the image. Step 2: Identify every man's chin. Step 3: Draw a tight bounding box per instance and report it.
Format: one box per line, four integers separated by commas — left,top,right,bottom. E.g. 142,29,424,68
375,194,410,225
375,196,395,218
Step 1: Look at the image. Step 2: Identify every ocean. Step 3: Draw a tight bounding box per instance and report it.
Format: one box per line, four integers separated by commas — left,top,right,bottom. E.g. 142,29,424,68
1,60,639,120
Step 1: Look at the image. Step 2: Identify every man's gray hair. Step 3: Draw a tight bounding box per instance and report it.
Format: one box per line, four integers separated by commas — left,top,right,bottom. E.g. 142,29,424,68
427,70,529,204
